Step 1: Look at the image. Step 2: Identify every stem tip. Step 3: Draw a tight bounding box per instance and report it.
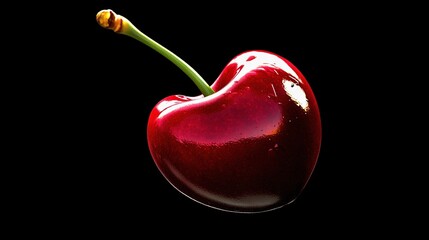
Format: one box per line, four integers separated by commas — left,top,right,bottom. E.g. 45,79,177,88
96,9,123,33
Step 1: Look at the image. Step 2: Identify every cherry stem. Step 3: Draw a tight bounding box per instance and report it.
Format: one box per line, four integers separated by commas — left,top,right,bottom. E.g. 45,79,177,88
96,9,215,97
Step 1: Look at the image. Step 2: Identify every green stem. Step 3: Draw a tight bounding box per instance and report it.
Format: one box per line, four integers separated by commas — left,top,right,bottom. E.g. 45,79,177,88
96,9,215,97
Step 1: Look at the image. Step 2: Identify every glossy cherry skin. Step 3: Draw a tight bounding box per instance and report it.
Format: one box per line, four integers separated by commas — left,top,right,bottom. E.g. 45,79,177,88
147,50,322,213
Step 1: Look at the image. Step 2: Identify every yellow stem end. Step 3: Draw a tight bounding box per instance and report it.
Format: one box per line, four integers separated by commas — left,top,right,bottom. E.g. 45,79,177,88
96,9,123,33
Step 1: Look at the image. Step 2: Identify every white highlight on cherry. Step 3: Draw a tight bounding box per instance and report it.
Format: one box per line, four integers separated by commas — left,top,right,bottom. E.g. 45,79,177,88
282,80,309,112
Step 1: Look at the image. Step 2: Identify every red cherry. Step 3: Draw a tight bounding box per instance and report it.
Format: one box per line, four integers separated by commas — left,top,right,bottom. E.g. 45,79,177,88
97,10,322,213
147,50,321,212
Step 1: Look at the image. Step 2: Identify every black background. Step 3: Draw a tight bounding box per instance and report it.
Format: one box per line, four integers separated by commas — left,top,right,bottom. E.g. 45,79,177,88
15,0,415,236
79,0,419,236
